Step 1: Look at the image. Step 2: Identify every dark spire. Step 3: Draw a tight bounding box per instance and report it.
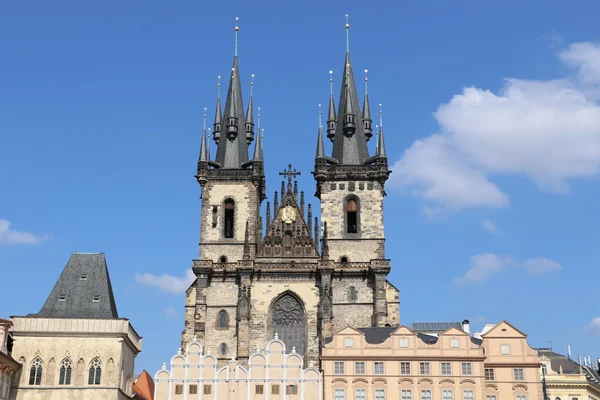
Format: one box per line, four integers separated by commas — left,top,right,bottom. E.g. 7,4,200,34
243,220,250,260
377,104,387,158
316,106,326,159
321,221,329,260
266,201,271,227
274,191,279,211
293,181,298,199
214,20,249,168
213,76,222,144
307,204,312,233
253,119,262,161
362,69,373,141
199,108,209,163
300,191,305,216
327,71,336,142
245,74,255,144
331,17,370,164
314,217,319,245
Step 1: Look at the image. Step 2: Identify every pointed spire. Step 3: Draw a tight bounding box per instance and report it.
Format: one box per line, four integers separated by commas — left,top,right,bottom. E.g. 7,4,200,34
307,204,313,233
253,107,262,161
207,128,212,160
316,105,326,159
345,14,350,53
234,16,239,56
321,221,329,260
199,108,209,162
327,71,336,142
362,69,373,141
343,74,357,135
243,220,250,260
266,201,271,227
245,74,255,144
293,181,298,199
274,191,279,211
213,76,222,143
314,217,319,245
377,104,387,158
300,191,305,216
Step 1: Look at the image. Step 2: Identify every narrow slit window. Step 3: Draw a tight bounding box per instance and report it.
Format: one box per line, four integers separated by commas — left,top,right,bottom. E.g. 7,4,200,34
224,199,235,238
92,295,100,303
346,199,358,234
58,295,66,301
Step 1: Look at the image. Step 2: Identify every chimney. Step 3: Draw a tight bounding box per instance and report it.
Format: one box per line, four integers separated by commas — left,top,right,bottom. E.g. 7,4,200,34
568,345,572,359
462,319,470,335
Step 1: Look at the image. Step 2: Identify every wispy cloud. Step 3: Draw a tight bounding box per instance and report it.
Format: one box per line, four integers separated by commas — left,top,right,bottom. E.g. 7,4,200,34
482,219,502,235
164,307,178,319
0,219,50,245
389,41,600,215
455,253,561,284
586,317,600,335
134,269,196,294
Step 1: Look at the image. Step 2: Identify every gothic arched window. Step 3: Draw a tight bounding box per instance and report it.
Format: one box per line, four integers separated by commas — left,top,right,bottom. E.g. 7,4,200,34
88,358,101,385
217,310,228,329
59,358,72,385
348,286,357,302
219,343,228,356
271,293,305,356
29,358,43,385
224,199,235,238
346,198,358,234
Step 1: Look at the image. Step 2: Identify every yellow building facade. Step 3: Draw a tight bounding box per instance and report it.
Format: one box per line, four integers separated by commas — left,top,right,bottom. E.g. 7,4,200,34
321,321,542,400
538,350,600,400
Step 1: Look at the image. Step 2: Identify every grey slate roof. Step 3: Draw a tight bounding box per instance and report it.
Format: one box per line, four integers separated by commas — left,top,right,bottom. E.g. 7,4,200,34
538,349,582,374
357,327,396,344
411,322,462,332
36,252,119,319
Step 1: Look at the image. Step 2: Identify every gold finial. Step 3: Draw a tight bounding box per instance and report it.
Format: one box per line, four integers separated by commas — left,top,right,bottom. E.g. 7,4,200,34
217,75,221,98
234,17,239,56
345,14,350,53
329,70,333,95
364,69,369,94
261,128,264,140
203,107,207,129
379,103,383,127
318,104,322,127
257,106,261,129
250,73,255,96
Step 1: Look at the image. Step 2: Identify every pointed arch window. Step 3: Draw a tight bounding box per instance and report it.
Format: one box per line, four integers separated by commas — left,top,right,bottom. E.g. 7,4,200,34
346,197,359,234
217,310,228,329
29,358,43,385
348,286,357,302
224,199,235,238
59,358,72,385
88,358,102,385
219,343,228,356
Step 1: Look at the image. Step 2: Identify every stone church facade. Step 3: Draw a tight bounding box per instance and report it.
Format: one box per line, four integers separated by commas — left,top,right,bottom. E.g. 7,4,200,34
181,22,399,368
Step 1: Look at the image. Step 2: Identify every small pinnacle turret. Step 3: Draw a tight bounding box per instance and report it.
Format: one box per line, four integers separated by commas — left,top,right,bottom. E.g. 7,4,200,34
213,76,222,143
362,69,373,141
327,71,336,142
199,108,209,163
245,74,255,144
377,105,387,158
316,107,325,159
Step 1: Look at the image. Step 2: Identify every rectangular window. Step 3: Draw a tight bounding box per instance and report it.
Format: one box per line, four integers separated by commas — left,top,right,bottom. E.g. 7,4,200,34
443,389,454,400
374,361,385,375
344,337,354,348
516,396,527,400
355,389,366,400
421,389,432,400
355,362,365,375
287,384,298,395
334,361,345,375
255,384,264,394
461,362,473,376
501,344,511,355
399,337,409,348
175,384,183,394
487,396,497,400
402,389,413,400
189,384,197,394
463,390,474,400
272,384,280,394
441,362,452,375
420,362,430,375
400,362,411,375
334,388,345,400
450,338,460,348
513,368,524,381
485,368,495,380
203,384,211,394
375,389,386,400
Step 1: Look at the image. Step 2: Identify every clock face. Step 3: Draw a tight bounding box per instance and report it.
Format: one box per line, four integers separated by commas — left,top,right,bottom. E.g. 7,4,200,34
281,206,296,224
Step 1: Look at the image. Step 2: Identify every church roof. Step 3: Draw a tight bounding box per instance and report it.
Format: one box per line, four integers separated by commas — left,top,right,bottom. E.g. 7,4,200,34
36,252,119,319
133,370,155,400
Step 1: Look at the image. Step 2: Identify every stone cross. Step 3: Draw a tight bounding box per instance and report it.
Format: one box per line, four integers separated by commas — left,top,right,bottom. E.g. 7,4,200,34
279,164,301,186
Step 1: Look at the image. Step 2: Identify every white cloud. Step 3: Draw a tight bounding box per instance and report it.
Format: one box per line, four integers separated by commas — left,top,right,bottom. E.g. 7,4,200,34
390,42,600,214
134,269,196,294
454,253,515,284
0,219,49,245
521,257,562,276
483,218,502,235
455,253,561,284
164,307,178,319
587,317,600,335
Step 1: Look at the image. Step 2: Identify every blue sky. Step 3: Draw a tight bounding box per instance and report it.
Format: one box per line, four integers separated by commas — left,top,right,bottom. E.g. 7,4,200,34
1,1,599,374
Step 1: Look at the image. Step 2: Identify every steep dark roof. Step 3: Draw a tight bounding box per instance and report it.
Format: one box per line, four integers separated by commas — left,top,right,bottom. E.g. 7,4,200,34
538,349,582,374
357,327,396,344
36,252,119,319
411,322,462,332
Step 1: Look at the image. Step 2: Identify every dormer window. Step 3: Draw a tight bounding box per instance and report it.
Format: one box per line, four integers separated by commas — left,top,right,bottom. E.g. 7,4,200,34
450,338,459,348
79,275,88,281
92,295,100,303
344,337,354,348
58,295,67,302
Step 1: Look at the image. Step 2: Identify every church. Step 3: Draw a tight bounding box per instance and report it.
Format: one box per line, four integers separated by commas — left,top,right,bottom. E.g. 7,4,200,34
180,19,399,368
